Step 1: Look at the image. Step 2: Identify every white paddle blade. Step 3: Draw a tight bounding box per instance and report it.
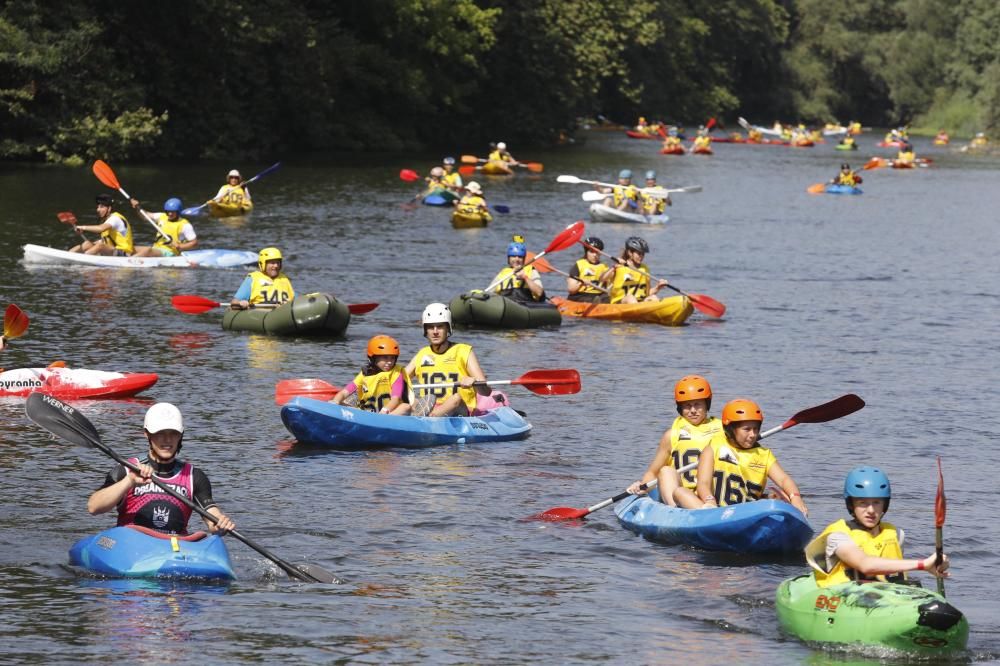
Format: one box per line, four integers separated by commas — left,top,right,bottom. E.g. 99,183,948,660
581,191,605,202
557,175,583,184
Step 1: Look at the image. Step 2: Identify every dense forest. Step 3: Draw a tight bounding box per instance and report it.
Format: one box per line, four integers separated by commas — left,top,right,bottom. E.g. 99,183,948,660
1,0,997,163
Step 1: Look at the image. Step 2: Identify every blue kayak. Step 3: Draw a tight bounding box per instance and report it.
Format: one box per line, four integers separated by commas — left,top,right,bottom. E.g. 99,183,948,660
615,492,813,554
69,525,235,580
280,397,532,449
824,184,863,195
423,190,459,206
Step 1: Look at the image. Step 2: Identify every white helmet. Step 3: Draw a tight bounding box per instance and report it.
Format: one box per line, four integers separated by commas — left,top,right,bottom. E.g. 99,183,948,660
496,142,507,150
466,181,482,194
227,169,241,178
430,166,444,177
422,302,452,327
144,402,184,434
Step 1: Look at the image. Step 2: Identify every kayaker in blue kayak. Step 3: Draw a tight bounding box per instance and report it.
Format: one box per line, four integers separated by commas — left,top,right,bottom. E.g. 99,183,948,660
331,335,411,415
601,169,640,211
490,241,545,302
68,194,135,256
441,157,463,193
831,163,862,187
130,197,199,257
86,403,235,536
639,170,671,214
627,375,724,505
566,236,610,303
231,247,295,309
404,303,490,417
604,237,667,304
674,399,809,516
805,467,949,585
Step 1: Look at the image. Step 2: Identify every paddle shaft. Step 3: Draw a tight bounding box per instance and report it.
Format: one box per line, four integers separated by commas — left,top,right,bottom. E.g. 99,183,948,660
585,461,699,514
186,162,280,215
482,221,584,293
540,262,610,294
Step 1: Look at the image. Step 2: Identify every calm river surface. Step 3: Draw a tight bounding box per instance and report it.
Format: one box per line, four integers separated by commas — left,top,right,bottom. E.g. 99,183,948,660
1,130,998,664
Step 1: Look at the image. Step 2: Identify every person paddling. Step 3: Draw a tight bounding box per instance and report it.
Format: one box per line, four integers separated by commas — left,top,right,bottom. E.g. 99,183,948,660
602,236,667,304
454,181,491,222
404,303,490,417
86,403,235,536
490,241,544,302
566,236,610,303
805,467,949,585
231,247,295,310
441,157,463,193
488,141,518,166
601,170,639,211
331,335,411,415
831,163,862,187
639,170,671,214
68,194,134,256
130,197,199,257
214,169,253,213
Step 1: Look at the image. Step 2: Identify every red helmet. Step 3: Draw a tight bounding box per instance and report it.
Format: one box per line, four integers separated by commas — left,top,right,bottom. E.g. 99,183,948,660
366,335,400,357
674,375,711,403
721,399,763,426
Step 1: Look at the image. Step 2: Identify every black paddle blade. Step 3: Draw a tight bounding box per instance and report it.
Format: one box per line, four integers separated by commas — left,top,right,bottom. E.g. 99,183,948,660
25,392,102,448
294,563,342,584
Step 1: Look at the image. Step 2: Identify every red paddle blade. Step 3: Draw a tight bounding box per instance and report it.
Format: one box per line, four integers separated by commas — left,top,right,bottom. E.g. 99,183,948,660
513,369,581,395
56,211,78,224
706,117,717,130
460,155,480,164
533,256,556,273
935,457,947,528
524,162,544,173
532,507,589,521
782,394,865,428
347,302,379,315
171,294,222,314
399,169,419,182
807,183,826,194
688,294,726,318
4,304,29,338
863,157,884,171
459,165,476,176
275,378,340,405
92,159,120,189
543,221,585,254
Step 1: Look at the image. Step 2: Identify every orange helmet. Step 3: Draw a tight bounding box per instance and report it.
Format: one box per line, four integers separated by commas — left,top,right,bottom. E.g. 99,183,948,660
674,375,712,403
366,335,400,357
721,399,763,426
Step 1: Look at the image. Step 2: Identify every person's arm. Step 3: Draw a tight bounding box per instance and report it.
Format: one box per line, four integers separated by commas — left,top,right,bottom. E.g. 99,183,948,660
87,464,152,515
230,276,253,309
192,469,234,534
693,447,717,507
331,381,356,405
833,537,949,578
766,460,808,516
175,224,198,252
459,349,490,396
518,268,544,300
626,428,673,494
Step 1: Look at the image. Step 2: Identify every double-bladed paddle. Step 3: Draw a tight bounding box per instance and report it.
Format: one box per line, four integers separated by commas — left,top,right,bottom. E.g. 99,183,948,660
56,211,98,241
558,175,702,199
482,221,585,293
3,303,29,340
181,162,281,217
171,295,378,315
532,257,610,294
935,456,947,597
460,155,544,172
533,393,865,521
399,169,420,182
92,160,173,240
24,392,339,584
411,369,581,396
579,186,701,202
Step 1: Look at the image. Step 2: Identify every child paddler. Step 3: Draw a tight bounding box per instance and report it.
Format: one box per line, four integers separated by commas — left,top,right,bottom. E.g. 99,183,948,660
404,303,490,417
566,236,609,303
831,163,862,187
331,336,411,415
626,375,723,505
490,241,544,302
806,467,949,585
674,399,809,516
230,247,294,310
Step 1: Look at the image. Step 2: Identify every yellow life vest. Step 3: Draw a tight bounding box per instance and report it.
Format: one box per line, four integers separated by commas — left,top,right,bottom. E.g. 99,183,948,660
612,185,638,208
609,262,650,303
353,365,408,413
694,136,711,149
490,265,541,300
457,194,486,216
219,184,249,208
247,270,294,305
409,342,477,412
443,171,463,188
571,258,608,296
808,519,905,587
100,211,134,254
668,415,724,489
835,172,858,186
640,190,667,214
897,151,915,163
706,439,776,506
151,214,192,254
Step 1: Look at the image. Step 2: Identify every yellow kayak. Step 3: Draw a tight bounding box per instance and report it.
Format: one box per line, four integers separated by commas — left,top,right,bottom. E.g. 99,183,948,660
208,200,253,218
481,161,514,175
550,295,692,326
451,209,492,229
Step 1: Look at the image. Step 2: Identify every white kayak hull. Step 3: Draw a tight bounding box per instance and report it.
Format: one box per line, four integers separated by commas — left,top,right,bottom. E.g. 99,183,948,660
22,244,257,269
589,203,669,225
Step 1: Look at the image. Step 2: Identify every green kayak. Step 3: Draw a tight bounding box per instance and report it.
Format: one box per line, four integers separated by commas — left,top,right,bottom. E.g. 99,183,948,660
775,574,968,655
222,292,350,336
449,291,561,329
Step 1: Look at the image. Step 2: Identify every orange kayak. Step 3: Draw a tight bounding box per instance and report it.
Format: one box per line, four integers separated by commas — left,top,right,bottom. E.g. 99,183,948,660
550,295,692,326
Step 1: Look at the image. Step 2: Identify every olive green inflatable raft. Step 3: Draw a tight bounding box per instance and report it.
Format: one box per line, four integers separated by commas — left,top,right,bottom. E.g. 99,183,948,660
449,292,561,329
222,292,350,336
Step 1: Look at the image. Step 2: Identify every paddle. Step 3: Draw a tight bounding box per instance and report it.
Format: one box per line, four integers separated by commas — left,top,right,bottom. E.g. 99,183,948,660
460,154,543,173
558,175,701,199
56,211,97,241
533,257,611,294
181,162,281,217
580,187,700,202
399,169,420,182
410,369,581,396
806,183,827,194
738,117,783,137
92,160,170,239
172,295,378,315
4,304,29,341
534,393,865,521
458,165,478,176
483,221,585,293
24,392,338,584
275,378,341,405
582,242,726,318
935,456,947,596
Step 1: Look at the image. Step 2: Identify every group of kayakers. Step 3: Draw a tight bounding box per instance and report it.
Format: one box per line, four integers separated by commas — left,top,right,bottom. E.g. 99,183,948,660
600,169,671,214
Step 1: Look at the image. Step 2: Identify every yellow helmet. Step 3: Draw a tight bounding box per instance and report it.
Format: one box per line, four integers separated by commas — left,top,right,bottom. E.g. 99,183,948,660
258,247,283,272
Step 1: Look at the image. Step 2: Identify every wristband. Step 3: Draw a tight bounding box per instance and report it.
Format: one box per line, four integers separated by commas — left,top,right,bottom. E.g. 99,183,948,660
789,493,801,498
916,560,925,571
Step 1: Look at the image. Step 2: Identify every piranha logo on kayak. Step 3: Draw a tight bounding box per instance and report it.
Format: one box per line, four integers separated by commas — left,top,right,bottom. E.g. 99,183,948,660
1,379,43,390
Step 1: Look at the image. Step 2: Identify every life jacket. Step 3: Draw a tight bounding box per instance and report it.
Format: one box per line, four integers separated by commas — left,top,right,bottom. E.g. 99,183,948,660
100,211,134,254
640,188,667,214
488,149,512,163
835,172,859,186
609,262,650,303
807,518,905,587
409,342,477,412
218,184,250,208
151,213,194,254
457,194,486,216
246,270,294,305
117,458,194,534
353,365,409,412
442,171,463,188
571,258,608,296
612,185,639,208
490,265,542,301
706,440,775,506
668,415,724,489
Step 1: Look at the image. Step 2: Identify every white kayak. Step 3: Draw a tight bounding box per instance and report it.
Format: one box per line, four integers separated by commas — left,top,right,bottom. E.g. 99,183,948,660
589,203,669,225
22,244,257,269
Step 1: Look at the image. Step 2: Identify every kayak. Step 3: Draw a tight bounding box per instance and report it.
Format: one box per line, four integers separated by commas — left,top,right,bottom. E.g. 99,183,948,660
625,130,660,140
451,209,492,228
208,200,253,217
790,140,815,148
222,292,350,336
877,140,906,148
550,295,692,326
280,397,532,449
615,492,813,554
449,292,561,329
423,190,459,206
481,161,514,175
691,146,713,155
70,525,235,580
0,366,158,399
589,203,668,226
659,145,686,155
22,244,257,269
775,574,968,655
834,143,858,151
824,184,863,195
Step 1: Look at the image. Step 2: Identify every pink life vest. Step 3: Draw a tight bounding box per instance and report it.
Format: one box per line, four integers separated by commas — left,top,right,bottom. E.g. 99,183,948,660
117,458,195,534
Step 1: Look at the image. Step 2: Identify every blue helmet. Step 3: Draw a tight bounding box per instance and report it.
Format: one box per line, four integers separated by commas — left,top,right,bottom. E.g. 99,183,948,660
645,170,656,180
618,169,632,180
443,156,456,165
507,241,527,257
844,466,891,513
164,197,183,212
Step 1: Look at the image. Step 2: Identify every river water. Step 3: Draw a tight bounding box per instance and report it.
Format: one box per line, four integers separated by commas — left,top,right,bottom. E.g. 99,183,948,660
1,131,998,664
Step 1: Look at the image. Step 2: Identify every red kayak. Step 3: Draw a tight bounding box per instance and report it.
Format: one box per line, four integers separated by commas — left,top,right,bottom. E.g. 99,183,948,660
625,130,660,140
659,145,686,155
0,366,158,399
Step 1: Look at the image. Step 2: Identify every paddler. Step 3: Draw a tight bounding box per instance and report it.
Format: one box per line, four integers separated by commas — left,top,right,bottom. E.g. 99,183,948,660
487,141,518,166
490,241,544,302
86,402,235,536
626,375,724,505
454,181,491,222
602,236,666,304
230,247,294,309
331,335,411,415
639,170,670,214
404,303,490,417
68,194,134,256
662,128,684,151
806,467,949,585
566,236,609,303
130,197,199,257
601,169,640,212
214,169,252,212
424,166,447,196
830,163,862,187
691,131,712,153
837,135,856,149
673,399,809,516
895,142,916,166
441,157,463,193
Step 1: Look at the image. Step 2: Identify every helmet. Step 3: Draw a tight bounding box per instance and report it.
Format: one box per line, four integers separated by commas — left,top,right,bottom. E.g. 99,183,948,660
721,399,763,426
443,156,456,165
841,163,850,170
430,167,445,177
507,241,527,257
228,169,241,178
164,197,183,212
258,247,283,271
844,466,891,513
367,335,400,357
95,194,113,206
497,141,507,150
618,169,632,180
645,170,656,180
144,402,184,434
639,116,646,123
466,181,482,194
674,375,712,402
422,302,452,327
625,236,649,254
583,236,604,251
